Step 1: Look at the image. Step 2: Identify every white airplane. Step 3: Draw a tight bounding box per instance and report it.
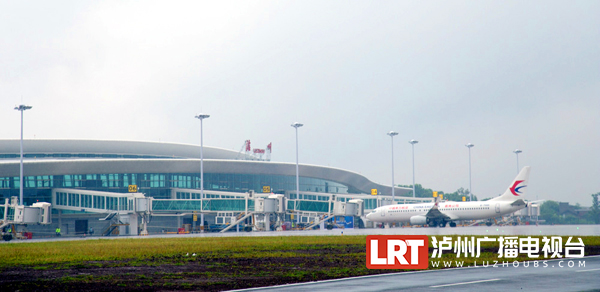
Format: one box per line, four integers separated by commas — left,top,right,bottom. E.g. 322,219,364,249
365,166,531,227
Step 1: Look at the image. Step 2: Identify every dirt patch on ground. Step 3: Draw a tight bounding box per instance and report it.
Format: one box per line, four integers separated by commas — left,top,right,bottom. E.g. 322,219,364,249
1,244,598,291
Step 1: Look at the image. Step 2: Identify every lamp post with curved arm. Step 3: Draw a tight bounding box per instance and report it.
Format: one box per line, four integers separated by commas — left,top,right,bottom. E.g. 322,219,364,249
409,139,418,198
513,149,522,174
15,104,32,205
291,122,303,223
465,143,474,201
195,113,210,197
387,131,398,203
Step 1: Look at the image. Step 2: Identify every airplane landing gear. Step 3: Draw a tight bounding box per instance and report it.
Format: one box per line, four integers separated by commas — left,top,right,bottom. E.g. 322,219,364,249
439,221,447,228
427,219,437,227
449,222,457,228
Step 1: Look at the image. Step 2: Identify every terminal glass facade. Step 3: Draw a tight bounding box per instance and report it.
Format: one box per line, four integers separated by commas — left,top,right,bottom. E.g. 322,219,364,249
0,172,350,205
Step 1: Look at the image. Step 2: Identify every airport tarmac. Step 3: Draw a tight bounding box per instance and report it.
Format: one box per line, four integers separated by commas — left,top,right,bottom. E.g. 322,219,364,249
2,225,600,244
234,255,600,292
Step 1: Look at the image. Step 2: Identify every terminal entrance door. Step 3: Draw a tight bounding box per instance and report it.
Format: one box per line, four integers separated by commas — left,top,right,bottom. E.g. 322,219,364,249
75,220,88,235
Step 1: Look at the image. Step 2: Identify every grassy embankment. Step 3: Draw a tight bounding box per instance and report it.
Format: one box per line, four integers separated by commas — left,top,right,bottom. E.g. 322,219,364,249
0,235,598,291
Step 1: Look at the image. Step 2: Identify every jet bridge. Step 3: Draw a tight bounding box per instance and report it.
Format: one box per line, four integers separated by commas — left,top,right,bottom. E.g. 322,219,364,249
1,197,52,241
51,188,151,236
303,199,364,230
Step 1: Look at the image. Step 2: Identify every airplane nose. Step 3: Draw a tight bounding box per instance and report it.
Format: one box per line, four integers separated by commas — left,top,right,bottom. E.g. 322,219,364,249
366,213,372,220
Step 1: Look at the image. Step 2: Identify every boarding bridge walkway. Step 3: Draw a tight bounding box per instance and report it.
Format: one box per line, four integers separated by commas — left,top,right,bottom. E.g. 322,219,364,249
50,188,432,215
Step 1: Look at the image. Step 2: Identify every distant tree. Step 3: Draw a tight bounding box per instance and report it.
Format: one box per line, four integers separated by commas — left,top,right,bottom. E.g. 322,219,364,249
540,201,560,224
591,193,600,224
400,184,433,198
539,200,596,225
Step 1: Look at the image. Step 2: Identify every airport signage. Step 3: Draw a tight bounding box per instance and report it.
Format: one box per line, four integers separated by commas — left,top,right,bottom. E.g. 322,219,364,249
128,185,138,192
366,235,429,269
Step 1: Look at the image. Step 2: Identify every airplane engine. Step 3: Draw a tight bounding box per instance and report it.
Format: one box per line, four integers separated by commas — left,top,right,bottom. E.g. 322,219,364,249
409,215,427,225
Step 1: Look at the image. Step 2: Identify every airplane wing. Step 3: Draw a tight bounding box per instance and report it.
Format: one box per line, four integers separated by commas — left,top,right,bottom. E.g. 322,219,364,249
425,200,457,221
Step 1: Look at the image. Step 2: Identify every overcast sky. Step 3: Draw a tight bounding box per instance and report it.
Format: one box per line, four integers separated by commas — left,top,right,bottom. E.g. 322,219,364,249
1,1,598,205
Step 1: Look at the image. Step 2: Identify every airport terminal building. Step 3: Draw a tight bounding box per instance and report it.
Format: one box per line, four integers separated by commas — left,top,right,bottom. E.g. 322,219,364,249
0,139,423,236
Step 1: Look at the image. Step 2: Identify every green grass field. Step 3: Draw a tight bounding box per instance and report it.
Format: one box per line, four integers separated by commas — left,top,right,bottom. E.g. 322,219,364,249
1,235,598,267
0,235,367,267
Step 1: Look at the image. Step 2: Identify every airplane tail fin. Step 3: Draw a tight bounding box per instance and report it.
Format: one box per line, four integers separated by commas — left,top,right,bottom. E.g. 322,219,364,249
489,166,531,201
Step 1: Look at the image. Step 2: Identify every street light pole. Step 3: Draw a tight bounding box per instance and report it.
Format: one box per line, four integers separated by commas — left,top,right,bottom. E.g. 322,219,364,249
465,143,474,201
14,104,32,205
409,139,418,198
513,149,522,174
291,122,303,223
387,131,398,203
195,113,210,198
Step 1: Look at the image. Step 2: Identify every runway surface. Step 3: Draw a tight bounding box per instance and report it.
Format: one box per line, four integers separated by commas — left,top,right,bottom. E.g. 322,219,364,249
2,225,600,244
234,255,600,292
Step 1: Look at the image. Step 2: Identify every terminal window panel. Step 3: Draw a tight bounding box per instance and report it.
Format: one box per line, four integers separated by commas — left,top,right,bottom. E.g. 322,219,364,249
119,197,128,210
25,176,35,188
56,192,68,205
0,177,9,189
185,175,193,189
60,175,81,187
120,198,128,210
107,174,118,188
170,175,191,189
82,195,92,208
63,175,73,187
68,193,80,207
93,195,105,209
149,174,165,188
364,199,376,210
176,192,191,199
106,197,118,210
74,175,83,187
123,174,138,187
100,175,108,187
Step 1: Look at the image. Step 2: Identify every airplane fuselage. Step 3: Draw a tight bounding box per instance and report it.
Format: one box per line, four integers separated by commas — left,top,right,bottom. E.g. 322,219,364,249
366,200,525,224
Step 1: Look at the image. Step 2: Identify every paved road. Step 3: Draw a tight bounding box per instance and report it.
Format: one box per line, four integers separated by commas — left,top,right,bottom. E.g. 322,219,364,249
235,255,600,292
2,225,599,244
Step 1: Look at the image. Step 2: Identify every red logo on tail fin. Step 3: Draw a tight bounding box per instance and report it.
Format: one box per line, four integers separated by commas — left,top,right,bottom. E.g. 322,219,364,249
510,180,526,196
